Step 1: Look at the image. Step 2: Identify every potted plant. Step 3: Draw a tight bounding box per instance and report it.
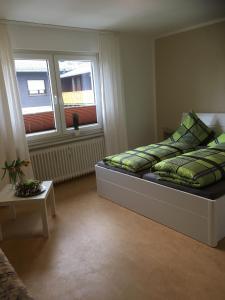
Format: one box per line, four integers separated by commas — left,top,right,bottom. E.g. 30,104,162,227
1,159,42,197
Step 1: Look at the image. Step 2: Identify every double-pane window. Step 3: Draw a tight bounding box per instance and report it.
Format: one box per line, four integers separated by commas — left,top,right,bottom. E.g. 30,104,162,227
14,53,102,143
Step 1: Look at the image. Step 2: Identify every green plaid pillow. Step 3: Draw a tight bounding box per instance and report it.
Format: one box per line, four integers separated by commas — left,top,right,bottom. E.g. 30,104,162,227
208,133,225,147
164,112,213,146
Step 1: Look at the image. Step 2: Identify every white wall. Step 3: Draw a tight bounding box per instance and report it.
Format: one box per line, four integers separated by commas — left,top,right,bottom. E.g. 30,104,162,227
7,24,155,149
119,33,155,148
155,21,225,139
8,24,99,52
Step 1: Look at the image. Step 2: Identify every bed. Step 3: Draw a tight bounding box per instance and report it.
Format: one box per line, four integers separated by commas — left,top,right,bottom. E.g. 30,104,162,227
95,113,225,247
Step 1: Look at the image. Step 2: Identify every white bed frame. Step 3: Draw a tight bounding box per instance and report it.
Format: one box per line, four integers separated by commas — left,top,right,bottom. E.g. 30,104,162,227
95,113,225,247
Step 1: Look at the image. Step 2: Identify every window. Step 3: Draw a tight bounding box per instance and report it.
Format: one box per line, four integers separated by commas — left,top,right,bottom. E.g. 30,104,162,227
14,57,57,136
27,80,46,96
14,53,102,144
56,59,97,130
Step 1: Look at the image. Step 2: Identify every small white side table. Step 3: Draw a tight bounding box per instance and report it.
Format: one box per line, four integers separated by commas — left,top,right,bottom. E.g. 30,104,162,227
0,181,56,240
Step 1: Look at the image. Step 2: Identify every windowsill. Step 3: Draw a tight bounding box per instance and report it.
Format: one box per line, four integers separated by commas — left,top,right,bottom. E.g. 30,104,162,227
28,128,104,151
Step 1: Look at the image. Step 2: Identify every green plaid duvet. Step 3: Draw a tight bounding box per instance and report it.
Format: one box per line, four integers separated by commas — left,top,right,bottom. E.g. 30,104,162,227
152,144,225,188
103,142,194,173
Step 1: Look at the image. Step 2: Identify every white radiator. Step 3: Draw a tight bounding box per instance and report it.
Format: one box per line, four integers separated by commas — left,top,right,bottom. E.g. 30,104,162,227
30,136,105,183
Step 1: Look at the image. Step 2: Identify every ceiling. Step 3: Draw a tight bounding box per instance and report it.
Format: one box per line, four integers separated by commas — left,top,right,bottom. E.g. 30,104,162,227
0,0,225,35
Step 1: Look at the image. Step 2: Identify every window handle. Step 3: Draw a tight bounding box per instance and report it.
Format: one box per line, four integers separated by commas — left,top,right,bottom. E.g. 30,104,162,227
53,95,58,105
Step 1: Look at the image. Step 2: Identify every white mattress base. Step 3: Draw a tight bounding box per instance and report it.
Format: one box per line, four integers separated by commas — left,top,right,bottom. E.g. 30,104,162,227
95,165,225,247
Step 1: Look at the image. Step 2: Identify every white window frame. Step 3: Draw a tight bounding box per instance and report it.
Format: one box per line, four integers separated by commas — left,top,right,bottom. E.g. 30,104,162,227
27,79,47,96
14,53,62,143
54,54,103,136
14,52,103,147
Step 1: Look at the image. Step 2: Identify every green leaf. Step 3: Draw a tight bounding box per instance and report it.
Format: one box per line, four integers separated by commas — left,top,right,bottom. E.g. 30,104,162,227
1,169,6,181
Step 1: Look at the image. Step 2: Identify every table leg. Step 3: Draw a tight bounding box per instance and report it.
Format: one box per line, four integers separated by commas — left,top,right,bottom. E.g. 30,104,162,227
0,224,3,241
49,186,56,217
41,198,49,238
10,204,16,219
